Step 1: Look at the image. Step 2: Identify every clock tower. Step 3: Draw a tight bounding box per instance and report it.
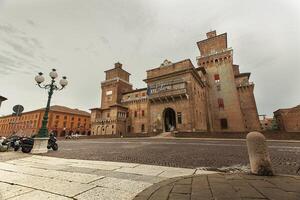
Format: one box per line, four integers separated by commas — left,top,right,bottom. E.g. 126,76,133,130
101,62,132,109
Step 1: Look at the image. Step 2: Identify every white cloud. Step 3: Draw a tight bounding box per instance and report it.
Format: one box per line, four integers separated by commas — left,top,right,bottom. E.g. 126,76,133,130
0,0,299,117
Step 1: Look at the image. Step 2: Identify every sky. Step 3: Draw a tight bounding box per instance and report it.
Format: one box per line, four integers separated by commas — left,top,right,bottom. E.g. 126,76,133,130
0,0,299,117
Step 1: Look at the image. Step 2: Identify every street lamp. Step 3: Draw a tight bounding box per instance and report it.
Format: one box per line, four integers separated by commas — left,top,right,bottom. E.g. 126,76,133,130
31,69,68,154
35,69,68,137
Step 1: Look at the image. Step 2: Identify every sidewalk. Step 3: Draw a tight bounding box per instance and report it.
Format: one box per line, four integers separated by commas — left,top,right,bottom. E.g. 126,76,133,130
134,173,300,200
0,152,215,200
1,153,299,200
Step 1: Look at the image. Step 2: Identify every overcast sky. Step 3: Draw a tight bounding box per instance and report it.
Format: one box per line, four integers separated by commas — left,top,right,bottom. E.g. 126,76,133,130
0,0,299,117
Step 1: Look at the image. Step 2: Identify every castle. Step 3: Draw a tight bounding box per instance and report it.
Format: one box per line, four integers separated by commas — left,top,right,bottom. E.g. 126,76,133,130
90,30,261,136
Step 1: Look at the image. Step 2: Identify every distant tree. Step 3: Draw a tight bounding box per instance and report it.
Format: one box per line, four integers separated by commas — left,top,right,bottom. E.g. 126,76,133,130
270,117,279,131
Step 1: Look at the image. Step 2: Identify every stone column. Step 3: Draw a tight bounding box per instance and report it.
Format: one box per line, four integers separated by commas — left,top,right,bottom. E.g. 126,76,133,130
246,131,273,176
31,137,49,154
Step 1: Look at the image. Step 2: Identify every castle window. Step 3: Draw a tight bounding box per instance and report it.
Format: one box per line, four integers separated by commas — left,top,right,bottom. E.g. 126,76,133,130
107,113,110,118
141,124,145,132
106,90,112,95
218,98,224,109
134,111,137,117
142,110,145,117
112,125,114,129
214,74,220,83
56,115,60,119
215,59,218,63
177,112,182,124
220,118,228,129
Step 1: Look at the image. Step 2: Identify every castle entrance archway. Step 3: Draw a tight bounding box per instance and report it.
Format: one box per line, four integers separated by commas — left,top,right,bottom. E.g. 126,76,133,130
163,108,176,132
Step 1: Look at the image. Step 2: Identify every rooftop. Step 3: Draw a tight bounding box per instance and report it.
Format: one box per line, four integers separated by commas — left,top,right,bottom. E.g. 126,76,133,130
122,87,147,95
40,105,90,116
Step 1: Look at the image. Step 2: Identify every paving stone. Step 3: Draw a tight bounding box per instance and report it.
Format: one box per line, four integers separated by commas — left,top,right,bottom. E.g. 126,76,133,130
172,184,191,194
74,160,139,168
135,184,162,198
209,183,241,200
158,170,195,178
0,162,103,184
33,178,94,197
50,171,104,183
228,180,265,199
169,193,190,200
6,159,67,170
0,169,94,197
255,187,300,200
0,182,33,199
266,177,300,193
91,177,152,194
0,170,45,188
246,179,277,188
149,185,173,200
8,190,72,200
116,167,164,176
61,166,98,174
191,190,212,200
69,163,121,171
176,177,192,185
75,186,135,200
192,175,210,190
91,170,165,183
195,169,218,175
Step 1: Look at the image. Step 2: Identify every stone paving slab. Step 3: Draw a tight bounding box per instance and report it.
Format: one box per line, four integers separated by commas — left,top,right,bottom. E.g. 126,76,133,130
0,162,103,183
92,177,152,194
134,173,300,200
116,167,165,176
0,153,211,200
9,190,72,200
74,187,135,200
0,182,33,199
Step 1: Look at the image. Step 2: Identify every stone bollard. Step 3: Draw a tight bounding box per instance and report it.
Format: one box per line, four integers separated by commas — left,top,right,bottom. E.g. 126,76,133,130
246,131,273,176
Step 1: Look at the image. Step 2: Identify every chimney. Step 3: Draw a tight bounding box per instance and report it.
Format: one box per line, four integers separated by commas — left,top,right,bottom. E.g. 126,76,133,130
206,30,217,39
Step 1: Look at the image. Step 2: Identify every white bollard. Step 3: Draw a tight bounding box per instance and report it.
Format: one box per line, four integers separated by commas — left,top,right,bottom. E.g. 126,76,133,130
246,131,273,176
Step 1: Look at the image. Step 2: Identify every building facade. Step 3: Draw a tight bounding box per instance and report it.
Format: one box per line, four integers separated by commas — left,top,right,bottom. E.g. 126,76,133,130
274,105,300,132
91,30,261,136
0,105,91,137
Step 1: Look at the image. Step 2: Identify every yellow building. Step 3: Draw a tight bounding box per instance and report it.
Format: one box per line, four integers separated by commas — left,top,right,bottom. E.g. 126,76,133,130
0,105,91,137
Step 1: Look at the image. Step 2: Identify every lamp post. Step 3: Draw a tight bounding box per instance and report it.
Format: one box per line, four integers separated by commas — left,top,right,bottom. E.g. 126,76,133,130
31,69,68,154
